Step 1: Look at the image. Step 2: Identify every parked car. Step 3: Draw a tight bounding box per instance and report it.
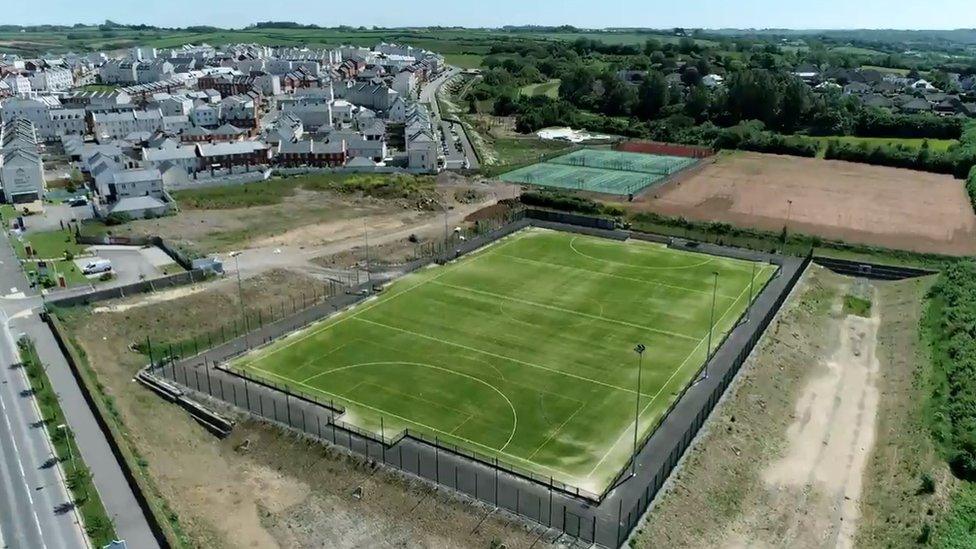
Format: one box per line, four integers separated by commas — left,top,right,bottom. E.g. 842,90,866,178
82,259,112,275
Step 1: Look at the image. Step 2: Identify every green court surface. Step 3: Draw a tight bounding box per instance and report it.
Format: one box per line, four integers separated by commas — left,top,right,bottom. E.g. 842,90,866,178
233,228,776,494
498,149,698,196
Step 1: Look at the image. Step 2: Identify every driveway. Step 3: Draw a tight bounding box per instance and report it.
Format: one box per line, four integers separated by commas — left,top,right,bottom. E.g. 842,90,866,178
75,245,179,287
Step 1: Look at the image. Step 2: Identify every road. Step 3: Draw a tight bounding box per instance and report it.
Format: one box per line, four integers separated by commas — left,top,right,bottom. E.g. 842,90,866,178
0,228,87,548
420,68,481,170
0,229,160,549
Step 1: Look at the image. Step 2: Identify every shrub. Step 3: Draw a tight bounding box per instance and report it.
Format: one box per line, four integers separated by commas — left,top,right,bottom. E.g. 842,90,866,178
104,212,132,226
926,261,976,480
967,165,976,211
519,190,603,215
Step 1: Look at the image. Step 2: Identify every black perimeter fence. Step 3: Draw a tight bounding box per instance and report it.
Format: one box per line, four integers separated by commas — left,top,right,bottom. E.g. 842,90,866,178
135,209,810,547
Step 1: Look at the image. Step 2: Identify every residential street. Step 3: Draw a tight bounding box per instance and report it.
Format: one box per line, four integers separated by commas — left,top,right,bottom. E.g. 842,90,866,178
421,67,481,170
0,229,159,549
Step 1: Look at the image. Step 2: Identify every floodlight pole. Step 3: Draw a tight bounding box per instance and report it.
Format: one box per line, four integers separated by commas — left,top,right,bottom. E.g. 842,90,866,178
230,252,248,347
443,206,449,252
631,343,646,478
746,261,756,322
363,221,371,285
704,271,719,379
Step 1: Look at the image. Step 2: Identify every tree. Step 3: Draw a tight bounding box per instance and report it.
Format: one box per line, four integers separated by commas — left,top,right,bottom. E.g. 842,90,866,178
599,73,636,116
558,67,595,107
684,85,712,122
681,66,702,87
778,77,813,132
643,38,662,55
726,69,780,126
634,71,669,120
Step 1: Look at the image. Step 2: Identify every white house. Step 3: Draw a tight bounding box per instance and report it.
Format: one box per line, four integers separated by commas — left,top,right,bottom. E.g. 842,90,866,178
1,74,31,96
91,109,165,140
25,68,73,92
190,102,220,127
392,69,418,98
143,144,199,174
0,119,46,203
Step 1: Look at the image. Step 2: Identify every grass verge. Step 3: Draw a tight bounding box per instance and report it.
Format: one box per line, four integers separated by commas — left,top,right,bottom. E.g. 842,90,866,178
47,311,190,547
18,337,117,546
843,294,872,317
172,173,436,210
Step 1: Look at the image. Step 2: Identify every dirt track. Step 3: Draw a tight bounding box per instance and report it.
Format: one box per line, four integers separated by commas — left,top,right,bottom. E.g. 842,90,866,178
637,152,976,256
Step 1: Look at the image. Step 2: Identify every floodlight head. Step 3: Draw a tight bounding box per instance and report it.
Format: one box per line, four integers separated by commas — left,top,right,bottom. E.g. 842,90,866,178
634,343,646,354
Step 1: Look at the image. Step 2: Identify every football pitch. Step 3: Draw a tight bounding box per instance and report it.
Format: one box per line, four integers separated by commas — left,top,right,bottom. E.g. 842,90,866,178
233,228,777,494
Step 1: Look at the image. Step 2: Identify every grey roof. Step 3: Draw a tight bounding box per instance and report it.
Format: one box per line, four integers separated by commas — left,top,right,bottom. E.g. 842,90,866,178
108,168,162,185
144,145,197,162
110,195,166,213
197,141,267,157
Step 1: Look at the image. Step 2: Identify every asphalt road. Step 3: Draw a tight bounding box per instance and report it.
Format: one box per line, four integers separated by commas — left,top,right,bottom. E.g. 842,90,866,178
0,230,86,549
0,229,160,549
421,68,481,170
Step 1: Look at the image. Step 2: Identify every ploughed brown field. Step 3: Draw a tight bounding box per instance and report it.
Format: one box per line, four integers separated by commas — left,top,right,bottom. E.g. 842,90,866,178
635,151,976,256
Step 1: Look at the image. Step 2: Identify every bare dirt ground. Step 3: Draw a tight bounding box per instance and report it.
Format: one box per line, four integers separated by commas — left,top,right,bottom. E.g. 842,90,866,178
632,266,938,548
61,268,554,549
634,152,976,256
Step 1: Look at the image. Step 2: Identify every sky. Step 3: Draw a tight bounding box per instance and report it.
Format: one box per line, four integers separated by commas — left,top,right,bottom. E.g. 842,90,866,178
3,0,975,30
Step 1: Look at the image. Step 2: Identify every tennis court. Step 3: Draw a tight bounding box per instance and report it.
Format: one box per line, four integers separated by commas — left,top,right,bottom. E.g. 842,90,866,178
498,149,699,196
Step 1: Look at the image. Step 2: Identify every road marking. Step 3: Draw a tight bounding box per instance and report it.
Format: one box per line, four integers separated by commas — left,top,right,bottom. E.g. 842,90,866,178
430,280,700,342
0,383,48,549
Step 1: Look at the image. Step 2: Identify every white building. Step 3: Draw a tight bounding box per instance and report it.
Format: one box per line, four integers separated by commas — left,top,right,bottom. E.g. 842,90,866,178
143,144,199,174
1,75,31,96
91,110,164,140
25,68,73,92
0,119,46,203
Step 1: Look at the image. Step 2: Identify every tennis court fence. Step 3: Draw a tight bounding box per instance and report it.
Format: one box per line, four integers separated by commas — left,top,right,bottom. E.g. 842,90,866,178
615,140,715,159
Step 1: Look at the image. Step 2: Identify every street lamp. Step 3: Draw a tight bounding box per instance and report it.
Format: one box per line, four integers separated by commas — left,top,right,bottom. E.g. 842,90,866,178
57,424,73,465
704,271,719,380
229,251,247,347
631,343,646,478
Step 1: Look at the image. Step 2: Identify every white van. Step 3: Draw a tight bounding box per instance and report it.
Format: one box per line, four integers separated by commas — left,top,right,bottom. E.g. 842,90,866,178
82,259,112,275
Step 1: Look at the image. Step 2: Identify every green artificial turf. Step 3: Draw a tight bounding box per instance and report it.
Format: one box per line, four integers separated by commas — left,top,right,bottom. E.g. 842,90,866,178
234,228,776,493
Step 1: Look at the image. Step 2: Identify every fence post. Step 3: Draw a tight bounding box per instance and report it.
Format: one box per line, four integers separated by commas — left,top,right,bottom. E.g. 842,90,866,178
548,481,553,526
245,378,252,412
286,393,291,426
145,336,153,367
205,362,212,395
494,457,498,505
435,437,440,484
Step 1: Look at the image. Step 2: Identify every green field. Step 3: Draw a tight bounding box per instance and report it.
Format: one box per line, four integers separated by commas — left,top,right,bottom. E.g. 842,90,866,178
519,79,561,98
799,135,958,157
234,228,776,493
